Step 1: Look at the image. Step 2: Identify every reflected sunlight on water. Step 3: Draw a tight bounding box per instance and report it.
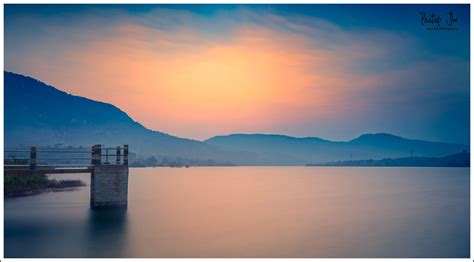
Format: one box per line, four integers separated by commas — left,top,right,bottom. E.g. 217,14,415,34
4,167,470,258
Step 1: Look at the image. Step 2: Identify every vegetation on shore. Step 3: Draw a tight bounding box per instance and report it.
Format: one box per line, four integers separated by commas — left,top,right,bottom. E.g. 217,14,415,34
130,155,235,167
308,151,469,167
5,173,86,197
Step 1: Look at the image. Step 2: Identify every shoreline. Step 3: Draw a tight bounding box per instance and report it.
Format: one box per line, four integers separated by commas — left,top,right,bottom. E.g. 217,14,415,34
5,174,86,198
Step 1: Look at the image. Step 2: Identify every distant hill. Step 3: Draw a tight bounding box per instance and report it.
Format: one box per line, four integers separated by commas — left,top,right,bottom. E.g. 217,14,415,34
5,71,469,166
204,133,469,165
4,71,253,163
308,151,470,167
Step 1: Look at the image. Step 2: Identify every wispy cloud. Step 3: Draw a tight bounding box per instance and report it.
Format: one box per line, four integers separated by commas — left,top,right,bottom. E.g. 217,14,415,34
5,5,469,143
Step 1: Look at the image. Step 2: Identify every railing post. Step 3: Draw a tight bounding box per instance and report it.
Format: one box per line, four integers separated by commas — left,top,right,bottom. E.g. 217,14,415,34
29,147,37,171
116,146,121,164
91,144,102,165
124,144,129,166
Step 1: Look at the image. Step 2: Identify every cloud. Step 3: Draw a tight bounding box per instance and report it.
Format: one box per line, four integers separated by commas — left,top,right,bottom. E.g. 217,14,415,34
5,6,469,142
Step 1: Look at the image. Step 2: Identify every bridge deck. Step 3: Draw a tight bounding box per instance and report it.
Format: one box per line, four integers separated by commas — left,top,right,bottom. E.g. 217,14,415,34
4,166,94,175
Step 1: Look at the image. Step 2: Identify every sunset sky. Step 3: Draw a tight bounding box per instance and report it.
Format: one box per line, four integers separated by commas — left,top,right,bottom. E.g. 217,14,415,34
4,4,470,144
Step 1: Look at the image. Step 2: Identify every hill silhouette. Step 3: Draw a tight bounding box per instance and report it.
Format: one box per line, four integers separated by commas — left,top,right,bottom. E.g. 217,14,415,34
4,71,252,164
5,71,469,166
308,151,470,167
204,133,468,165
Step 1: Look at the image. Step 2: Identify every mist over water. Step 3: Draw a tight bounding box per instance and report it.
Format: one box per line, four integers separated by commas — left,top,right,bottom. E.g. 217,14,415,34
4,167,470,258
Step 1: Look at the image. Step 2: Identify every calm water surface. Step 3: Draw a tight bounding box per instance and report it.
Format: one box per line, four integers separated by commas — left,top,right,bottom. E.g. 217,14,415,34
4,167,470,258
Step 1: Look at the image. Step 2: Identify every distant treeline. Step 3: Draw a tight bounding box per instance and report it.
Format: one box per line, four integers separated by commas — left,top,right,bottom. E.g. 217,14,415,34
308,151,469,167
130,155,236,167
5,146,469,168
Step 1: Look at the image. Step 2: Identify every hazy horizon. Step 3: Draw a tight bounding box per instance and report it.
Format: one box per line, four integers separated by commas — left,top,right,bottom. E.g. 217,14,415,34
5,4,470,144
5,69,468,146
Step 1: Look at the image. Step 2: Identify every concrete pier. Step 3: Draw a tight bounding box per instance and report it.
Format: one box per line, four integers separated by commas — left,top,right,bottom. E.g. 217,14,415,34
90,164,129,208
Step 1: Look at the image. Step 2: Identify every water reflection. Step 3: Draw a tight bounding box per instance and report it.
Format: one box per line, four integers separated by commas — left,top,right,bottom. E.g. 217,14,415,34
86,208,129,257
4,167,470,258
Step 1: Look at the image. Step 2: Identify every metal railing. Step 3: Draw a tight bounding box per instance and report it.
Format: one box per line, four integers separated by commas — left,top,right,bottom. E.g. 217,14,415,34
5,144,129,171
91,144,129,166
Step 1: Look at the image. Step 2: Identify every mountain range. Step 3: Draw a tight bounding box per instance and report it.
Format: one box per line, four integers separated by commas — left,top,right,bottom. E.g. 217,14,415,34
4,71,469,166
205,133,468,165
309,151,469,167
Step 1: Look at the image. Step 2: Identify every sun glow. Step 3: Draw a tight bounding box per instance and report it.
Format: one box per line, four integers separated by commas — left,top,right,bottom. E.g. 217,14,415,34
6,17,379,139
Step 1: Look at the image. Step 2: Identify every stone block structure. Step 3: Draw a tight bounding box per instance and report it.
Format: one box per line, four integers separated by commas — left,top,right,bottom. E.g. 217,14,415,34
90,164,129,208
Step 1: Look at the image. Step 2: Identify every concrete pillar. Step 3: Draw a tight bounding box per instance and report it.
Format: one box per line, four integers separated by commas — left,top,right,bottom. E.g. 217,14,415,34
29,147,37,171
90,164,128,208
91,144,101,165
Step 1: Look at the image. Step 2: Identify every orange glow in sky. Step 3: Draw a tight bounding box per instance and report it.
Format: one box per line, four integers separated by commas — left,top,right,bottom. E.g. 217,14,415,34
6,6,469,143
10,22,377,139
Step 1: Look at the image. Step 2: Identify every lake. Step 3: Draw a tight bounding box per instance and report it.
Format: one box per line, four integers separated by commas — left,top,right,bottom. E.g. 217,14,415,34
4,167,470,258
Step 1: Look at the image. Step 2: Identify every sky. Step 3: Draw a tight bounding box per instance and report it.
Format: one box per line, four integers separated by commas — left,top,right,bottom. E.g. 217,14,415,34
4,4,470,144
